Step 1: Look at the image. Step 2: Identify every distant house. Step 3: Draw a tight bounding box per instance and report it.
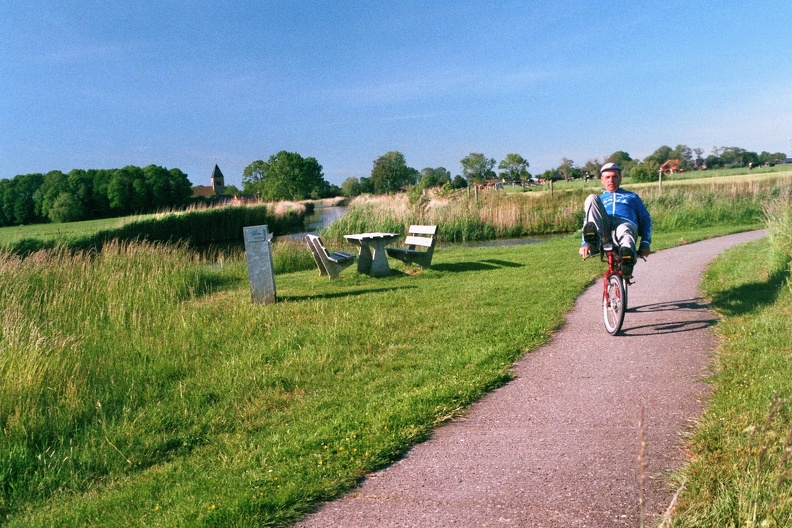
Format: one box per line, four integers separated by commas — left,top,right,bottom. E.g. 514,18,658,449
192,164,226,198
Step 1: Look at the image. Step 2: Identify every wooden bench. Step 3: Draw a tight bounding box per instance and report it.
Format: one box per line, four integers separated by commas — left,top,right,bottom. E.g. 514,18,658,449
305,234,356,280
385,225,438,269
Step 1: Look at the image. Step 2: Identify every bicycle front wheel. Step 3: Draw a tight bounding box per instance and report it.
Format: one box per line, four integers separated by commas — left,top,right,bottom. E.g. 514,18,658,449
603,274,626,335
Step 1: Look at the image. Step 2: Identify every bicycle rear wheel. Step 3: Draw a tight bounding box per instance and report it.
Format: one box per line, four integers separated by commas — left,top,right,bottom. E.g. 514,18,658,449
603,274,626,335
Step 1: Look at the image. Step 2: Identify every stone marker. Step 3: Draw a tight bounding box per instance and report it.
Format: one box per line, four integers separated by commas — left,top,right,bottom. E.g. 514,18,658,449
243,225,276,304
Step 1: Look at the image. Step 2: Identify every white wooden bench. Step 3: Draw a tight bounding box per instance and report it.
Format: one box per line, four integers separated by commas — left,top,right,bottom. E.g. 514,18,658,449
305,234,356,280
385,225,438,269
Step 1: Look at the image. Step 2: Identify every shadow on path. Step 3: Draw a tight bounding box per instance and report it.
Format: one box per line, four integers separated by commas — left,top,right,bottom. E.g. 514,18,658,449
621,318,718,336
629,298,710,313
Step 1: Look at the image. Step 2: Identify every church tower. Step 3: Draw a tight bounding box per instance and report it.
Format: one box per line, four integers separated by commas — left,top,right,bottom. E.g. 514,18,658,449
211,164,225,196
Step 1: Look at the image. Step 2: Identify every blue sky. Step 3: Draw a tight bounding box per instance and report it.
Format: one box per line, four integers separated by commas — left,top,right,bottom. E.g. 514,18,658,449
2,1,791,189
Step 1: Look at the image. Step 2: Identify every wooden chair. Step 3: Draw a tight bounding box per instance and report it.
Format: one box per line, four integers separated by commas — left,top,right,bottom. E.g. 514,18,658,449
386,225,438,269
305,234,356,280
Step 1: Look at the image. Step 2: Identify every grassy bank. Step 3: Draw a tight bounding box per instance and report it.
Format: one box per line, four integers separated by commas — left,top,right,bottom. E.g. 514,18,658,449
0,202,310,256
670,194,792,526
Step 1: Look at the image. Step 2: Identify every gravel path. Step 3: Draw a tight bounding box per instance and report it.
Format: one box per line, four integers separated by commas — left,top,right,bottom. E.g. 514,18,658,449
297,231,765,528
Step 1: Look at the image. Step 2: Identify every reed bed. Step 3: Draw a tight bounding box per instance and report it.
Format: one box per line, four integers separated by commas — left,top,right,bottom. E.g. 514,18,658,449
323,178,790,245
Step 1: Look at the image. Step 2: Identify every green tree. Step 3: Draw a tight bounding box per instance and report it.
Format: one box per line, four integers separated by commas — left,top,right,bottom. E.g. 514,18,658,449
91,170,113,218
341,177,363,197
66,169,94,214
758,151,786,165
672,144,693,167
582,159,602,179
146,165,174,208
558,158,578,181
140,165,192,209
8,173,45,225
419,167,452,188
358,177,375,194
34,170,69,220
720,147,749,167
497,154,530,182
168,168,194,205
242,160,268,195
704,154,723,169
243,151,327,200
644,145,674,166
221,184,242,196
693,148,705,168
606,151,632,166
451,175,467,189
0,178,24,226
460,153,496,185
629,162,658,183
370,151,417,194
107,167,137,214
48,192,85,223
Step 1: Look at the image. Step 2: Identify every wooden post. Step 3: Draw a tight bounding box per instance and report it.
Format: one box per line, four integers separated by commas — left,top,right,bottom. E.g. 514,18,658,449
244,225,276,304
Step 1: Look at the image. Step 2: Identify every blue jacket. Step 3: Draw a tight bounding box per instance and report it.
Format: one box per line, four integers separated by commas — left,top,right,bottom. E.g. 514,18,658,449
600,189,652,248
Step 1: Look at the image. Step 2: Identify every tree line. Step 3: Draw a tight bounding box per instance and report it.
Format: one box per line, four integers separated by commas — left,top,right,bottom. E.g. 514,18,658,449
0,165,194,227
242,151,341,201
338,145,788,197
538,145,788,183
4,144,786,226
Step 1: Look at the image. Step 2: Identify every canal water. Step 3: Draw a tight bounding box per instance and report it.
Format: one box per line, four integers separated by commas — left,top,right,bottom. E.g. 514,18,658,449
274,205,347,242
306,205,347,231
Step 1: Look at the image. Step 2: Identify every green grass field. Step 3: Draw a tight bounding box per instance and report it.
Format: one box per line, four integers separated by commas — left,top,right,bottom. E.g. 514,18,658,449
503,165,792,194
0,215,148,245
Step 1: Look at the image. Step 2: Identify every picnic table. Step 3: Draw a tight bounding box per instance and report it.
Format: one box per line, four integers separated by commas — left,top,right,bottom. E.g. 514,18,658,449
343,232,400,277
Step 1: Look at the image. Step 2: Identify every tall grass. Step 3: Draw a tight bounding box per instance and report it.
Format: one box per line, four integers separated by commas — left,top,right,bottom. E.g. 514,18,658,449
323,178,790,244
764,187,792,278
0,242,217,516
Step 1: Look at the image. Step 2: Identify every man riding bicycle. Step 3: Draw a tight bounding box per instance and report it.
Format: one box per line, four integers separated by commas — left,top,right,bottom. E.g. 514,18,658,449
578,162,652,276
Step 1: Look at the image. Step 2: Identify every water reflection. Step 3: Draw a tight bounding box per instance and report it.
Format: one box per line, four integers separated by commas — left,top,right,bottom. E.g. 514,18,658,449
306,206,347,230
275,206,347,241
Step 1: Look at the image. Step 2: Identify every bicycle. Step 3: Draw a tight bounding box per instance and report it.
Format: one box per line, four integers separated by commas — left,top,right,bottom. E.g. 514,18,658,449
586,242,641,335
